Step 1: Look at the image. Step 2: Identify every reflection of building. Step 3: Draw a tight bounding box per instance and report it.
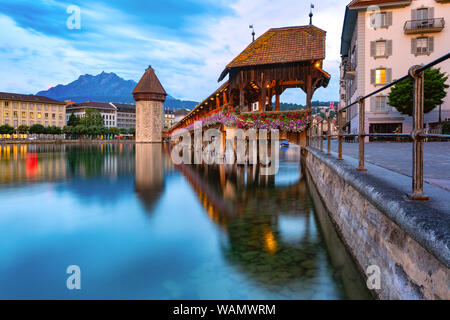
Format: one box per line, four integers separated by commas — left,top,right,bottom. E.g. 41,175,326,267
112,103,136,129
66,101,117,127
0,144,67,184
0,92,66,128
340,0,450,139
135,144,164,212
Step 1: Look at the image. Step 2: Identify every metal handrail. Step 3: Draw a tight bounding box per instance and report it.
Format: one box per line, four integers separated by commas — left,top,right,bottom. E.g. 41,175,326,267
309,52,450,200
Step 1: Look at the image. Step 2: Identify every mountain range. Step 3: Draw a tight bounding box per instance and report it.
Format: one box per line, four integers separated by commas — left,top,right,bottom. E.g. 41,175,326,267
36,71,198,109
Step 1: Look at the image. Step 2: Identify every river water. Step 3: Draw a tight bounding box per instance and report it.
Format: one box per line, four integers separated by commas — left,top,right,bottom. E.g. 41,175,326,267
0,143,370,299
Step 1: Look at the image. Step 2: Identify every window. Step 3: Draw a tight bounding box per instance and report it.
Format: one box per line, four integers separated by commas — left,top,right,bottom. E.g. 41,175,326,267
4,102,8,107
37,104,41,110
29,104,34,109
4,111,9,117
37,112,42,119
22,120,26,125
417,8,428,21
45,121,49,126
22,112,26,118
52,113,56,119
45,113,48,119
13,103,17,108
52,105,55,111
30,121,33,125
376,69,386,84
14,120,18,126
45,105,48,111
30,112,34,118
375,96,387,112
22,103,26,109
13,111,18,118
417,37,428,54
58,106,62,111
370,12,392,28
376,41,386,56
59,114,62,119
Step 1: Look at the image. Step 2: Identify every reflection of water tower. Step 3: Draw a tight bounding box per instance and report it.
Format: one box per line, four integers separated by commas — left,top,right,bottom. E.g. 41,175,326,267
132,66,167,143
135,144,164,212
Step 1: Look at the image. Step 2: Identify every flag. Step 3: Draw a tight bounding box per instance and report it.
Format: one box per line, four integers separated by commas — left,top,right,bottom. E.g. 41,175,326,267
311,4,315,9
329,101,334,111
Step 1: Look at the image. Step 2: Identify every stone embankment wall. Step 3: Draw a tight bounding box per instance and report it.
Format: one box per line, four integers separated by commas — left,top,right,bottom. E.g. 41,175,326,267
304,148,449,300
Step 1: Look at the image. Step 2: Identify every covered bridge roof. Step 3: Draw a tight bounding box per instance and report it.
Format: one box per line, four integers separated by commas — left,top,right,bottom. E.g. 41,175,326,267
219,25,326,82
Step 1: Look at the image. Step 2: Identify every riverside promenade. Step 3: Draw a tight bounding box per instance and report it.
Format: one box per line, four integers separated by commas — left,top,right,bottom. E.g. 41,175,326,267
330,141,450,191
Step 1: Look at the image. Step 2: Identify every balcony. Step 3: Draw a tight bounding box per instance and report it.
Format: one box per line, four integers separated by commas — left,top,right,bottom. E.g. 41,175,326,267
343,62,356,80
404,18,445,34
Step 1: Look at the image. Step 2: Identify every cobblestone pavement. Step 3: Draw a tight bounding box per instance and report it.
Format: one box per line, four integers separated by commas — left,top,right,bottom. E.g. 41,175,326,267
329,141,450,191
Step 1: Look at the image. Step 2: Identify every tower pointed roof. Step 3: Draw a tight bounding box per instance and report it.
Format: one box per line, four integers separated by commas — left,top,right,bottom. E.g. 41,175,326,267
133,66,167,101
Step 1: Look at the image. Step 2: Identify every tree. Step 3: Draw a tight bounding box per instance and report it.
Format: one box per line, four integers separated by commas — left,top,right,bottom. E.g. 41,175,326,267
67,112,80,126
128,127,135,135
119,128,128,135
29,124,45,134
388,68,449,116
80,108,104,127
0,124,14,134
109,127,119,137
63,126,72,135
443,122,450,134
18,125,29,134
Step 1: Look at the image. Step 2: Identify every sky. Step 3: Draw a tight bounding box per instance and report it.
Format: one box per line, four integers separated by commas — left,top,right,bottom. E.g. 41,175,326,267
0,0,347,103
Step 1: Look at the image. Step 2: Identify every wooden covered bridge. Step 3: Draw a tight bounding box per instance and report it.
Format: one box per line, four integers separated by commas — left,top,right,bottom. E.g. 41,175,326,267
169,24,330,150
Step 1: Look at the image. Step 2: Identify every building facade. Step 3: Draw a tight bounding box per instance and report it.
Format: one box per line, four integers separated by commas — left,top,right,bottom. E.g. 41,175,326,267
112,103,136,129
164,109,175,129
0,92,66,128
340,0,450,139
66,101,117,127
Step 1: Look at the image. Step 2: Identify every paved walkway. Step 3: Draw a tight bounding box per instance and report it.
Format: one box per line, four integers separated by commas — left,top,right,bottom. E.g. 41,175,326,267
329,141,450,191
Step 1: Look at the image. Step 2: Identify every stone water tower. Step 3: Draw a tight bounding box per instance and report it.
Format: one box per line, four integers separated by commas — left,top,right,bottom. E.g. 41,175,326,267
132,66,167,143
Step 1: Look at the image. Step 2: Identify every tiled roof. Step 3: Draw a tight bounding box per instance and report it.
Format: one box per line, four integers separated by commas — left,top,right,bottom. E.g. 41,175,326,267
226,25,326,69
0,92,65,104
66,101,116,111
348,0,411,8
132,66,167,95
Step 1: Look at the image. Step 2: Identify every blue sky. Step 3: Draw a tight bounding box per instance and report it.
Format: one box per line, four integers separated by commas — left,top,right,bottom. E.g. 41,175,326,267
0,0,346,103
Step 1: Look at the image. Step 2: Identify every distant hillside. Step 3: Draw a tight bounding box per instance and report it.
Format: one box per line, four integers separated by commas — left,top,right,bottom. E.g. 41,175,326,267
36,71,198,109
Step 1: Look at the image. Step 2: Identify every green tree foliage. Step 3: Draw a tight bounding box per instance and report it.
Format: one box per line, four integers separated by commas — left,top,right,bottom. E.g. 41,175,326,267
442,122,450,134
80,108,104,127
18,125,29,134
29,124,45,134
0,124,14,134
388,68,449,116
67,112,80,126
128,127,135,135
119,128,128,135
109,127,119,136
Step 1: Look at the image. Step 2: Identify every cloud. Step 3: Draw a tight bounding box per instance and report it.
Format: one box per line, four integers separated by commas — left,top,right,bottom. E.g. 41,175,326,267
0,0,345,103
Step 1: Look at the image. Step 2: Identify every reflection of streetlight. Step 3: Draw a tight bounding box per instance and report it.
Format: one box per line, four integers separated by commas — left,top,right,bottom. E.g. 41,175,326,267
264,226,277,254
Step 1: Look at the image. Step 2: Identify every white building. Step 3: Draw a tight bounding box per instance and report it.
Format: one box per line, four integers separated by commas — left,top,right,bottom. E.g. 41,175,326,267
66,101,117,127
340,0,450,140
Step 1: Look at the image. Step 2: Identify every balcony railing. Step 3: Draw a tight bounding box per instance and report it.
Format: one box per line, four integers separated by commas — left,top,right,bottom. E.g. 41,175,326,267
404,18,445,34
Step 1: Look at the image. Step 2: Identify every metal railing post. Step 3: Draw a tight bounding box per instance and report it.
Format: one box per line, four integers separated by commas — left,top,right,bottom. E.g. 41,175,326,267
327,117,331,155
320,121,324,152
357,97,367,171
337,110,343,160
409,66,429,200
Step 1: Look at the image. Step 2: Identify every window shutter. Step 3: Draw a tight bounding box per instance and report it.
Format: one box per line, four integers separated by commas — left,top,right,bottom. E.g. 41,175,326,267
370,69,376,84
370,97,376,112
386,12,393,26
370,41,376,57
429,7,434,19
411,38,417,54
386,68,392,83
428,37,434,53
386,40,392,56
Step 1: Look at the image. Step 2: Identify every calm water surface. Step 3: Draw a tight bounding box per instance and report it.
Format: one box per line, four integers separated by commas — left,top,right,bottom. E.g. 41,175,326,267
0,143,370,299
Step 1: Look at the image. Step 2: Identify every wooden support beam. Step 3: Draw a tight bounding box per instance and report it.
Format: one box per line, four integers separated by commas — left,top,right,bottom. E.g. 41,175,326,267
223,91,228,105
306,74,312,110
275,93,280,111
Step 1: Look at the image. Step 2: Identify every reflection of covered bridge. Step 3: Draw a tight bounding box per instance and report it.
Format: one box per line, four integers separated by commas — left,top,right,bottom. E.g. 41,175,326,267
169,24,330,149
